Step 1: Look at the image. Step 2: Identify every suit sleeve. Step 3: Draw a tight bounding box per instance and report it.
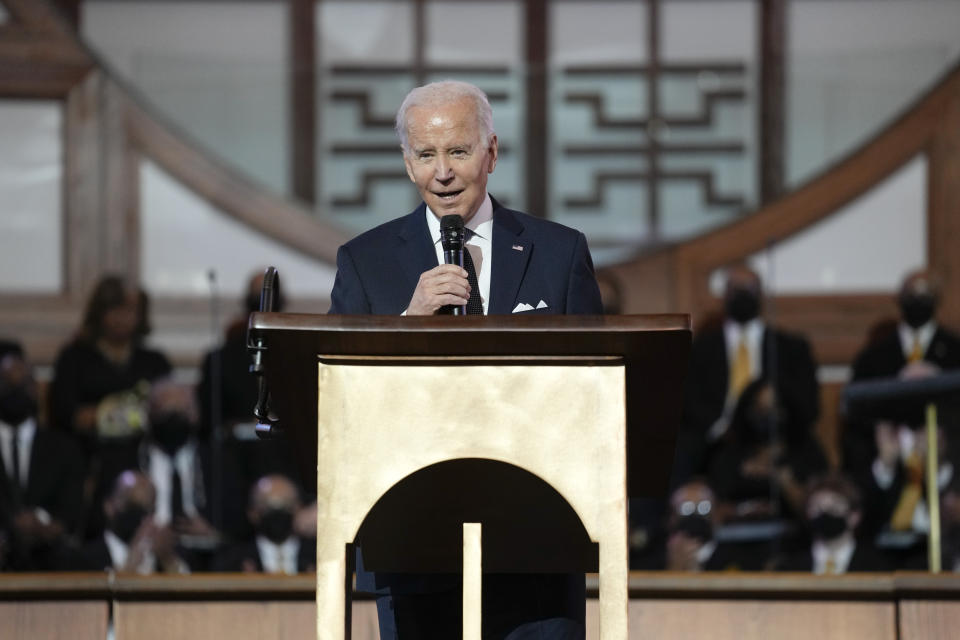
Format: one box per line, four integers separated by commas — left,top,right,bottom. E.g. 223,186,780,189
328,245,371,315
564,232,603,314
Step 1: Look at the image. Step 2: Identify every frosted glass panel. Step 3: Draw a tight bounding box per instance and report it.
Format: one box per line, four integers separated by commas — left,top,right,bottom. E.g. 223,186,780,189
425,1,521,65
140,161,336,299
319,1,414,65
744,155,927,294
0,101,63,293
82,1,289,196
787,0,960,186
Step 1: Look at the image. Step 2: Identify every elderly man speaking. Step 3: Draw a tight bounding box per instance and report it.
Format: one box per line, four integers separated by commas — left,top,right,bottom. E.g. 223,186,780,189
328,80,602,639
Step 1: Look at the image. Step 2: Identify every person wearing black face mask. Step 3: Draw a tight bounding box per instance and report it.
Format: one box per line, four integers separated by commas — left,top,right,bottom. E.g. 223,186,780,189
59,470,187,573
852,270,960,384
678,265,820,484
775,474,887,573
195,271,298,541
213,474,315,574
663,479,767,571
0,354,84,570
844,270,960,531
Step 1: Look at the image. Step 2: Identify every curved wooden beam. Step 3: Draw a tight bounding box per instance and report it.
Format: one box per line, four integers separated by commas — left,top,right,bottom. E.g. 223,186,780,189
124,91,351,265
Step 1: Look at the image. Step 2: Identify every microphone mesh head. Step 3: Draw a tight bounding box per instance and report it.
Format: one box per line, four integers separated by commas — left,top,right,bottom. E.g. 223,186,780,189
440,214,465,251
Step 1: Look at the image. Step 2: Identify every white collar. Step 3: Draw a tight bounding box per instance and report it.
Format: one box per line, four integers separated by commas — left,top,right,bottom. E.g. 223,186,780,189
426,192,493,244
0,416,37,442
812,533,856,574
255,534,300,574
696,540,717,567
898,321,936,358
104,530,155,574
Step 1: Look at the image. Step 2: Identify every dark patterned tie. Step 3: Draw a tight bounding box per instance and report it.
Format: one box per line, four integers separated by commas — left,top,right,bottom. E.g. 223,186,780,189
462,247,484,315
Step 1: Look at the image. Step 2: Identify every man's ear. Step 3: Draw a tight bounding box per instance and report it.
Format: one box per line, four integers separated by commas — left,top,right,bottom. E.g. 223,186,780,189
403,153,416,183
486,134,499,174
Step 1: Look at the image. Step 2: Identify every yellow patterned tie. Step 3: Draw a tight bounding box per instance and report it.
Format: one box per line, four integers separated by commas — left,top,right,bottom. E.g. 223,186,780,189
729,338,751,398
824,556,837,575
890,451,924,531
908,336,923,363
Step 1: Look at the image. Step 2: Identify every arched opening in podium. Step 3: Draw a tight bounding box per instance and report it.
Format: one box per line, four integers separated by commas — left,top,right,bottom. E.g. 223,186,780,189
354,458,599,574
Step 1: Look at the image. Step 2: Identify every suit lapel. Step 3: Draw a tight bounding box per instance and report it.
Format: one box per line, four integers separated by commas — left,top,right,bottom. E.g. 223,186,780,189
488,201,531,314
397,205,439,298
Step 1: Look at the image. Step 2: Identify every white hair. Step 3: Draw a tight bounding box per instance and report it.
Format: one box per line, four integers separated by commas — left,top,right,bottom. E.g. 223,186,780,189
395,80,495,154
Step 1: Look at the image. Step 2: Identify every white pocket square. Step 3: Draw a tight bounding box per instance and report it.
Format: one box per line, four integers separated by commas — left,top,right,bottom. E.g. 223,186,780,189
512,302,534,313
536,300,548,309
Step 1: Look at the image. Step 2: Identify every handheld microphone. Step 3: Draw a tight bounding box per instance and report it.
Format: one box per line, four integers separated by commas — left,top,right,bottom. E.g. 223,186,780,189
440,215,466,315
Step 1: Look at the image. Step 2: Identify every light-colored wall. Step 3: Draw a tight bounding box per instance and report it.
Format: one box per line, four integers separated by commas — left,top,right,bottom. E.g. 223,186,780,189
0,100,63,293
82,1,289,197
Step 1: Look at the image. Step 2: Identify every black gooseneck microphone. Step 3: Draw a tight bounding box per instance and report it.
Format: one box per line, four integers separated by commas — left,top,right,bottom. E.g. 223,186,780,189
440,214,466,315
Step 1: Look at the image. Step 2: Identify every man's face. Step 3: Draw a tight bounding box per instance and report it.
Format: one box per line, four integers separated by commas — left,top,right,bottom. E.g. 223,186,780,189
402,97,498,222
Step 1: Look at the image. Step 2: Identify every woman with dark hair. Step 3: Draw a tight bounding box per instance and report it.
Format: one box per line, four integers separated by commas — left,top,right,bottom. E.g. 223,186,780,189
50,275,171,442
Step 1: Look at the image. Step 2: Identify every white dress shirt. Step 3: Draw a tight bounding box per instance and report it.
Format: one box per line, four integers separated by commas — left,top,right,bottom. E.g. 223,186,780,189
425,193,493,315
104,530,155,575
147,442,200,526
706,318,766,441
898,321,936,361
0,416,35,487
812,534,856,575
255,534,300,574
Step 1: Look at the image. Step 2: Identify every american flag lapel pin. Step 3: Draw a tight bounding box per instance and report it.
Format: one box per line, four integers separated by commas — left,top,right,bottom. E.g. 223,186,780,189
512,244,523,251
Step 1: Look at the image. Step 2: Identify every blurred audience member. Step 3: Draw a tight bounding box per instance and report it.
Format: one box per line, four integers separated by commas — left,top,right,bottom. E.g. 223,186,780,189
60,470,187,573
0,340,22,361
678,265,819,482
0,352,84,570
854,419,958,559
941,476,960,572
214,474,315,574
852,270,960,382
91,380,224,567
196,270,299,539
50,275,171,444
775,474,887,573
708,379,828,522
845,270,960,477
664,478,765,571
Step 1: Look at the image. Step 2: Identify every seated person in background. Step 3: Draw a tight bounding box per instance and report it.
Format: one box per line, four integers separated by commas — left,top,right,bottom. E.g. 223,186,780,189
775,473,887,573
941,476,960,572
93,380,222,567
845,269,960,475
663,478,767,572
708,379,829,523
0,352,84,570
49,274,171,449
678,265,819,484
853,418,958,564
214,474,315,574
196,271,300,540
60,470,187,574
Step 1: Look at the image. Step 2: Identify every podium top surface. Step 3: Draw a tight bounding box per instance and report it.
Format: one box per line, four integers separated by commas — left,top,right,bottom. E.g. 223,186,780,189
249,312,690,355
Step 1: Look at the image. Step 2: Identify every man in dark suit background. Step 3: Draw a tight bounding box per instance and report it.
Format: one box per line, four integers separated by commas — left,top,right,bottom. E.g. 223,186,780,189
677,265,820,484
328,80,602,639
0,352,84,570
844,269,960,550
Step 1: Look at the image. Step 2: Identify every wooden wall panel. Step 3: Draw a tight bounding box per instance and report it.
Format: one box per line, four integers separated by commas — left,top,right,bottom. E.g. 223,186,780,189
601,600,896,640
113,601,380,640
899,600,960,640
0,601,108,639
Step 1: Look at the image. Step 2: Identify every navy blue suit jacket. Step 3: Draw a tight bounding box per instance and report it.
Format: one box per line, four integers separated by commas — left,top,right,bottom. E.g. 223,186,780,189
328,198,602,315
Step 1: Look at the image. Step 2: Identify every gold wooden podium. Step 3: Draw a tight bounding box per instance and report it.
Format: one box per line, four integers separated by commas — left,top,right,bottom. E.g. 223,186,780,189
248,314,690,640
